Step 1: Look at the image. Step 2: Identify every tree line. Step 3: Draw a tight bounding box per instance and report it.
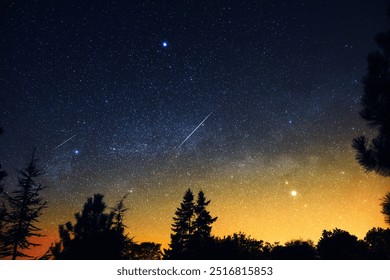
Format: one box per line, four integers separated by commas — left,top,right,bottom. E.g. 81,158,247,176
1,158,390,260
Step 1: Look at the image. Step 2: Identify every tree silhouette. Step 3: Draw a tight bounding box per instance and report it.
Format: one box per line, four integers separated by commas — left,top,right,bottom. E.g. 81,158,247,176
0,127,8,257
189,190,218,258
0,161,6,194
352,9,390,177
165,189,217,259
52,194,134,259
132,242,162,260
0,203,9,258
317,228,369,259
213,232,264,260
0,164,6,195
270,240,318,260
381,192,390,225
194,190,217,240
364,227,390,259
164,188,195,259
2,150,47,259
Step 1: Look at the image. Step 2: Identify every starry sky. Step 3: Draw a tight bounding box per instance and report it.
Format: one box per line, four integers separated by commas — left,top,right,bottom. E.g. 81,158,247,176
1,0,389,257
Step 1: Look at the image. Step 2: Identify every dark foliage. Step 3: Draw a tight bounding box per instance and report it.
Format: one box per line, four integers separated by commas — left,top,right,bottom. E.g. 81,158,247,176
381,192,390,225
165,189,217,259
0,202,8,258
364,227,390,259
132,242,162,260
165,188,195,259
352,11,390,176
52,194,134,260
0,126,7,196
317,228,370,259
212,233,265,260
0,127,6,194
0,127,8,256
270,240,318,260
0,150,47,259
194,190,218,240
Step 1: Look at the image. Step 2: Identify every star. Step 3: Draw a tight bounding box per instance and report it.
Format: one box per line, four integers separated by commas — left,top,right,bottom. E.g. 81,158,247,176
161,41,168,48
291,190,297,197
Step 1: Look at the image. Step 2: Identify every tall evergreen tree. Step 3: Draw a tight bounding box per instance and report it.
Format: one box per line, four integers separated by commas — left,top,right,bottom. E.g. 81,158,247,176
165,189,217,259
0,127,7,258
4,150,47,259
352,9,390,177
165,188,195,259
0,126,8,257
194,190,217,240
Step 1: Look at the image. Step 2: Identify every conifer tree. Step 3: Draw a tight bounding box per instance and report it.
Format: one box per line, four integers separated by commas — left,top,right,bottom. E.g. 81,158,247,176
5,150,47,259
352,8,390,226
0,164,6,194
194,190,217,240
0,127,8,257
165,188,195,259
381,192,390,225
0,127,7,193
165,189,217,259
352,10,390,177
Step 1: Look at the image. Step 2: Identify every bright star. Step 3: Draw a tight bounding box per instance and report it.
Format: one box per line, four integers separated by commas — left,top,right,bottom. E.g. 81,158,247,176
162,41,168,48
291,190,297,197
74,149,80,155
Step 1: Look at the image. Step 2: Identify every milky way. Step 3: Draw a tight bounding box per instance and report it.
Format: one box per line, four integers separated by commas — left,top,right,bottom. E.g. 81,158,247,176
0,0,389,256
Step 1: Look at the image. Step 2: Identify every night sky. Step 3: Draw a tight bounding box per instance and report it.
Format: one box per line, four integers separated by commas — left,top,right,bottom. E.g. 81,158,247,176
1,0,389,256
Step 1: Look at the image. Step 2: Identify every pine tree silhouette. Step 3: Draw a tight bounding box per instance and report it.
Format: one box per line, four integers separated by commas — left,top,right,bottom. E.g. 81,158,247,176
0,127,8,257
165,189,218,259
194,190,217,240
165,188,195,259
381,192,390,225
52,194,134,260
352,9,390,177
190,190,218,258
3,150,47,259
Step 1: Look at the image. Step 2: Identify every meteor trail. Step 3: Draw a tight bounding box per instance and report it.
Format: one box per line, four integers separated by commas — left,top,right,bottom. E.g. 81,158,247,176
177,111,213,149
52,133,78,151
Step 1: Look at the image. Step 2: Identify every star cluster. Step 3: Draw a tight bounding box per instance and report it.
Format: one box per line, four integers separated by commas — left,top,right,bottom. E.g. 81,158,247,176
0,0,389,256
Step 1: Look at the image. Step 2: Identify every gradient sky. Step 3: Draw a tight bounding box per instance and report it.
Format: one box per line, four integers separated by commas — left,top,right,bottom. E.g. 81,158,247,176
1,0,389,257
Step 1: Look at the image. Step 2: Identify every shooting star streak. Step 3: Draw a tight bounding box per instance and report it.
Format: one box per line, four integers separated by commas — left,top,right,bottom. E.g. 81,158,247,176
52,133,78,151
177,111,213,149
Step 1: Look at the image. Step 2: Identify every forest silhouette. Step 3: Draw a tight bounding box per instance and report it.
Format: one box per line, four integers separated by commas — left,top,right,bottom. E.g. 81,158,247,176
0,174,390,260
2,2,390,262
0,158,390,260
0,127,390,259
